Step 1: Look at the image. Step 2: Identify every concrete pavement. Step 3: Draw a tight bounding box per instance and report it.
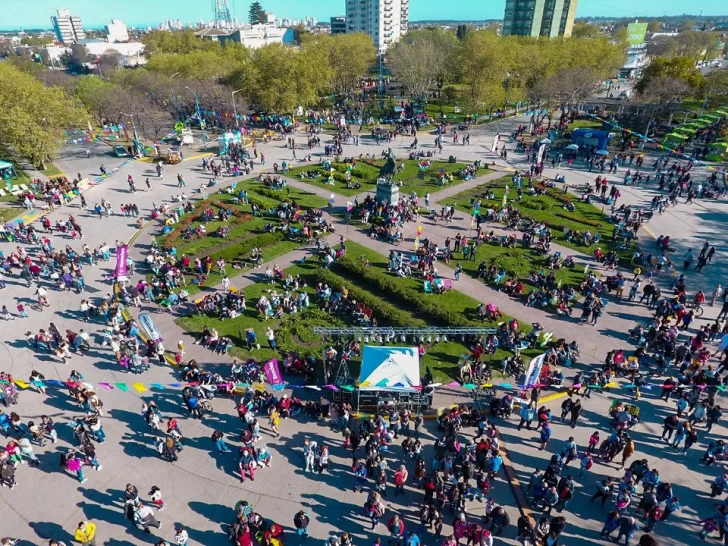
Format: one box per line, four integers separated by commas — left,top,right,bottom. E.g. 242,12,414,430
1,113,726,546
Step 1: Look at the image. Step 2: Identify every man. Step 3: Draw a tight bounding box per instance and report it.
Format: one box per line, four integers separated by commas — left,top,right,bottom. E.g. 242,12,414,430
683,249,693,270
294,510,310,537
74,521,97,546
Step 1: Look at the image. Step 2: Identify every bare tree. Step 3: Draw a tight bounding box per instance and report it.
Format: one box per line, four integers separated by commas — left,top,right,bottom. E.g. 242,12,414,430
527,67,602,132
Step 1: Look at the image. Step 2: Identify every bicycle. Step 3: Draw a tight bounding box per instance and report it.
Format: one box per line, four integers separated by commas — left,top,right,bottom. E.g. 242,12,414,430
687,299,705,318
199,399,213,414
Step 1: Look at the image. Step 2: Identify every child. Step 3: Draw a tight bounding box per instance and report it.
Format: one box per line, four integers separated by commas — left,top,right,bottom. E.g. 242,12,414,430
1,305,13,320
16,303,27,318
149,486,165,511
578,452,593,478
587,431,600,454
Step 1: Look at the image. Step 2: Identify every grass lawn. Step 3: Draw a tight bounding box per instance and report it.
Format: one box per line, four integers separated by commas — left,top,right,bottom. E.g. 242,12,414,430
568,119,603,131
329,241,542,380
40,163,63,178
287,158,482,197
452,240,586,293
441,175,635,260
155,178,327,295
0,160,33,221
176,240,542,382
176,260,341,364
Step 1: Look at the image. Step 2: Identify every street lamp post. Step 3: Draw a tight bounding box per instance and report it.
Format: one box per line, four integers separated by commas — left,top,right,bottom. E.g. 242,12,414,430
232,88,244,129
185,86,205,143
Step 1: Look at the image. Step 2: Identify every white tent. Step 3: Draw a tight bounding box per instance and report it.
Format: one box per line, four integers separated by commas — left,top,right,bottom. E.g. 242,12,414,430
358,346,421,391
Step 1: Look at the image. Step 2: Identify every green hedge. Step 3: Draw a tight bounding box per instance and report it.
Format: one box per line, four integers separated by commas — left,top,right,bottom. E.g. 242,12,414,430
332,255,475,327
316,268,425,327
555,211,600,227
198,231,285,266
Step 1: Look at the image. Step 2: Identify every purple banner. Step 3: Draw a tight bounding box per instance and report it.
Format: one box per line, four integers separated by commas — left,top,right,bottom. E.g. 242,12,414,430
115,245,129,281
263,358,283,386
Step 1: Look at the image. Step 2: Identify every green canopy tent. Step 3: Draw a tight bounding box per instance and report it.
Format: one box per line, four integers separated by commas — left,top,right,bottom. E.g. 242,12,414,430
707,141,728,162
663,133,688,147
0,160,18,181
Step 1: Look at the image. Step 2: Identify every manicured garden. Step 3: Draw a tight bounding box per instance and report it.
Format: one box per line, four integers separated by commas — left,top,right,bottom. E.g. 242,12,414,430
156,178,327,295
441,175,634,258
286,157,479,196
176,239,542,381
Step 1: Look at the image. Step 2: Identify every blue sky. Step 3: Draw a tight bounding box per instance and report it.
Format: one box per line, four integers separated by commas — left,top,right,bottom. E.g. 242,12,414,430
2,0,725,30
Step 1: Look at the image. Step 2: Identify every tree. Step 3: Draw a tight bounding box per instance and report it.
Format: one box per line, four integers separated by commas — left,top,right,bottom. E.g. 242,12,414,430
455,31,510,110
234,44,322,112
703,70,728,106
20,35,53,46
679,20,695,32
528,67,603,131
308,33,375,95
456,25,469,40
0,63,86,168
142,30,216,55
96,49,124,76
249,1,267,25
571,22,601,38
647,20,661,33
635,56,704,96
387,29,457,99
146,44,249,81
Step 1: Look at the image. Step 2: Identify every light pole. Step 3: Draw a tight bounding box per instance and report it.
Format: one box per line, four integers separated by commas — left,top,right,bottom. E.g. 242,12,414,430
232,88,244,129
185,86,205,143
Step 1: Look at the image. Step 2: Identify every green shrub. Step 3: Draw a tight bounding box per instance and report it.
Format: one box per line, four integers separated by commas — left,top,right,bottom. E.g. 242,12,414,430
520,200,550,211
315,268,424,327
555,211,600,227
332,255,475,327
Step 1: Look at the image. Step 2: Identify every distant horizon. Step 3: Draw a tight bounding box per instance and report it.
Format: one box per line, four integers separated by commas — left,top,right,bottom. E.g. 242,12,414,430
1,0,727,32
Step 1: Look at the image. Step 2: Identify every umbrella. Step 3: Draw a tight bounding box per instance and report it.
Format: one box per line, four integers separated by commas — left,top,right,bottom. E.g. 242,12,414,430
565,144,579,150
596,149,609,155
540,138,552,144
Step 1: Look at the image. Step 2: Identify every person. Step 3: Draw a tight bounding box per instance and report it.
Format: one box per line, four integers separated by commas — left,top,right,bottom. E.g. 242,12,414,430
74,521,97,546
488,507,510,535
620,438,635,469
294,510,310,537
394,465,408,496
591,477,614,506
388,514,405,543
149,486,165,511
134,500,162,533
174,526,189,546
616,516,639,546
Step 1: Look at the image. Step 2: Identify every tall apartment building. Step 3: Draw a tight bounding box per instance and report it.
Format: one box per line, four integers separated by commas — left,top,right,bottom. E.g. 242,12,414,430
331,16,347,35
51,9,85,44
346,0,409,53
502,0,578,38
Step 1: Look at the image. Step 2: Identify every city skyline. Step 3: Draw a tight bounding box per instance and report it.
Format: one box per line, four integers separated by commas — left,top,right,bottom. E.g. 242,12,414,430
2,0,727,30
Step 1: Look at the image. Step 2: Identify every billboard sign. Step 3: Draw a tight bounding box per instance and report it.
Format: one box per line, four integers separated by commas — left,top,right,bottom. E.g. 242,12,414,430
627,22,648,45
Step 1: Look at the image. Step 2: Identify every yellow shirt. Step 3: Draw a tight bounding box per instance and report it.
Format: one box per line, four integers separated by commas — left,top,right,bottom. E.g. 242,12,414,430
75,522,96,542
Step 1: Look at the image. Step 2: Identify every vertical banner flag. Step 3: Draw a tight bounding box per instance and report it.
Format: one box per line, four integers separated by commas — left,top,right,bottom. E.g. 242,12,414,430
115,245,129,281
263,358,284,386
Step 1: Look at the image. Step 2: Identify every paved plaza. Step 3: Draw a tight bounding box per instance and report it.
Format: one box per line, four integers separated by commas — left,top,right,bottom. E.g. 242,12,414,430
1,114,727,546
